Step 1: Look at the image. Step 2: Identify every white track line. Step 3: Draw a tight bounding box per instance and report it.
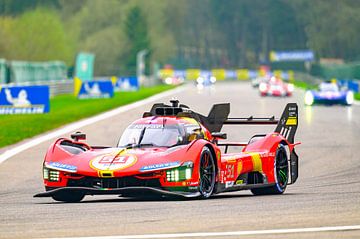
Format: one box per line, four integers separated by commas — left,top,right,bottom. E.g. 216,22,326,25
0,85,187,165
46,225,360,239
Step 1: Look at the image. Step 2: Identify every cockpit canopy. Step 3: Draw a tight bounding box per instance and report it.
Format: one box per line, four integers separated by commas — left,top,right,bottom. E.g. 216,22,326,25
319,82,339,92
118,120,204,148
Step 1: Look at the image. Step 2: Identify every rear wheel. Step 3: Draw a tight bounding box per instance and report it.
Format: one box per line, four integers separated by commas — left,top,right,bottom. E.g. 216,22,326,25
51,191,85,203
251,144,289,195
199,147,216,198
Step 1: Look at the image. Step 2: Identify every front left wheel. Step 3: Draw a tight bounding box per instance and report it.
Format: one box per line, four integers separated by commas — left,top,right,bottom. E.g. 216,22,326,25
198,146,216,198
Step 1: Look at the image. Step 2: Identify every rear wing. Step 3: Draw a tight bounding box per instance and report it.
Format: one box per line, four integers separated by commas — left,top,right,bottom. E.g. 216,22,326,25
202,103,298,143
205,102,299,184
274,103,298,144
144,100,298,144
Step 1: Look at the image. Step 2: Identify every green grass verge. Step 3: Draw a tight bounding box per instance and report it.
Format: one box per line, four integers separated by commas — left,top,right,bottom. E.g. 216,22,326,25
293,80,317,90
0,84,176,148
355,93,360,101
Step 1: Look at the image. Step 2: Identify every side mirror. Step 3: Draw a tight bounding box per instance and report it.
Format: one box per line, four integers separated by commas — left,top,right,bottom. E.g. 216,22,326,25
71,131,86,141
211,132,227,139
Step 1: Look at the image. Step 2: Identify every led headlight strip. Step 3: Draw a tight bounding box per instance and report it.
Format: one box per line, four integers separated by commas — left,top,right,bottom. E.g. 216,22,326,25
166,162,193,182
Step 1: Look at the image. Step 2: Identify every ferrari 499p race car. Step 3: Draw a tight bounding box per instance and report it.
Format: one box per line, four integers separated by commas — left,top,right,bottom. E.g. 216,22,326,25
304,81,354,106
34,100,300,202
259,76,294,97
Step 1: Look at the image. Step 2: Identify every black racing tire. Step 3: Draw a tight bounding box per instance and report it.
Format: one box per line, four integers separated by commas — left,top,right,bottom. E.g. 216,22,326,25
198,146,216,199
251,144,289,195
51,191,85,203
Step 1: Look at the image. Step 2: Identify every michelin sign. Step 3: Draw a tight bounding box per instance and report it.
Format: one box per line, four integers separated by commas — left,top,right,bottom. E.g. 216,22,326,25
74,77,114,99
270,50,314,62
0,85,50,114
113,76,139,91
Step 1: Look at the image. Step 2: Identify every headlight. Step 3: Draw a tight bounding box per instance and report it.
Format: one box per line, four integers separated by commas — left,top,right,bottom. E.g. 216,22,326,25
43,167,60,182
164,77,172,85
166,162,193,182
259,83,267,92
43,167,49,180
196,77,204,84
346,91,354,105
305,91,314,106
287,84,294,92
49,170,60,181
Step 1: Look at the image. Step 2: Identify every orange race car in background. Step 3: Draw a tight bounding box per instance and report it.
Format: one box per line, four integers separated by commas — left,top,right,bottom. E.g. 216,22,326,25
35,100,300,202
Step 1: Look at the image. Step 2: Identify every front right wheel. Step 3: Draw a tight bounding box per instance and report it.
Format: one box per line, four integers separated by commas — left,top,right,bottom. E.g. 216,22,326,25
198,146,216,198
51,190,85,203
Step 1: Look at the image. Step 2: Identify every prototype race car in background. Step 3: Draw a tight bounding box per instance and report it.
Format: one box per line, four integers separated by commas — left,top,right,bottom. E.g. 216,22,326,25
259,76,294,97
251,76,268,88
304,81,354,106
34,100,300,202
196,75,216,89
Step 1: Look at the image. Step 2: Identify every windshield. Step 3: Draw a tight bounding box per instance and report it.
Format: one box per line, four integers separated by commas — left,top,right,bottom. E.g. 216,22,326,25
320,83,339,92
118,124,184,148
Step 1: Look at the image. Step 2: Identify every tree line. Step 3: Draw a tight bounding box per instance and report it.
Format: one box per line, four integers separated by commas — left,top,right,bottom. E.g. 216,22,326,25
0,0,359,76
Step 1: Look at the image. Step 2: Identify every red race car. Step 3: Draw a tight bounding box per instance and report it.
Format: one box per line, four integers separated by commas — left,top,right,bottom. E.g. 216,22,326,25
34,100,300,202
259,76,294,97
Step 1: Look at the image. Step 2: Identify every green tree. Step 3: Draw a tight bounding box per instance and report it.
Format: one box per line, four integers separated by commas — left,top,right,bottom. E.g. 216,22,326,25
2,8,74,64
124,6,151,75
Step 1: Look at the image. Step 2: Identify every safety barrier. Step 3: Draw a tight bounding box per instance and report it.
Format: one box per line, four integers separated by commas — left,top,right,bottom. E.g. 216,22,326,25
0,59,6,84
10,61,67,83
158,68,295,81
3,80,73,97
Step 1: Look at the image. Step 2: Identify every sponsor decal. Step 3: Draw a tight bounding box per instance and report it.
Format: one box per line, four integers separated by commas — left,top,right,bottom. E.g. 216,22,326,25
140,161,180,172
246,152,263,172
237,161,243,175
226,164,235,178
0,86,49,114
47,162,77,172
90,153,137,171
189,181,199,186
286,117,297,126
235,179,244,185
225,181,234,188
188,186,198,190
132,124,164,129
224,155,237,162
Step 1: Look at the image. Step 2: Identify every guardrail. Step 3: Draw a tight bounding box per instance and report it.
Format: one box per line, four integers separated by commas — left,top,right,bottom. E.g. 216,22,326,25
1,79,73,97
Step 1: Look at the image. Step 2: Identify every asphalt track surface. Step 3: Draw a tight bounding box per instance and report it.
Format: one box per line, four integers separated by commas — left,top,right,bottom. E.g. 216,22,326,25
0,82,359,239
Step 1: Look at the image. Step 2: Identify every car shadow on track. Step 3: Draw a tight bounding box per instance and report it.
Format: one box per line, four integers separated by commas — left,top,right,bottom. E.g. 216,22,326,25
35,192,299,204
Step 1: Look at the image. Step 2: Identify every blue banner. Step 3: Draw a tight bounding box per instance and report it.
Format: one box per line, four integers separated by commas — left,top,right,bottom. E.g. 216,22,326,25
270,50,314,62
77,80,114,99
115,76,139,91
0,85,49,114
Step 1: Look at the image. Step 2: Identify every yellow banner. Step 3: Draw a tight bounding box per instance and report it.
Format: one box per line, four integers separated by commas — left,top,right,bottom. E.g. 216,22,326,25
273,70,282,78
74,77,82,96
159,69,174,79
186,69,201,80
236,69,249,80
211,69,226,80
288,70,295,82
